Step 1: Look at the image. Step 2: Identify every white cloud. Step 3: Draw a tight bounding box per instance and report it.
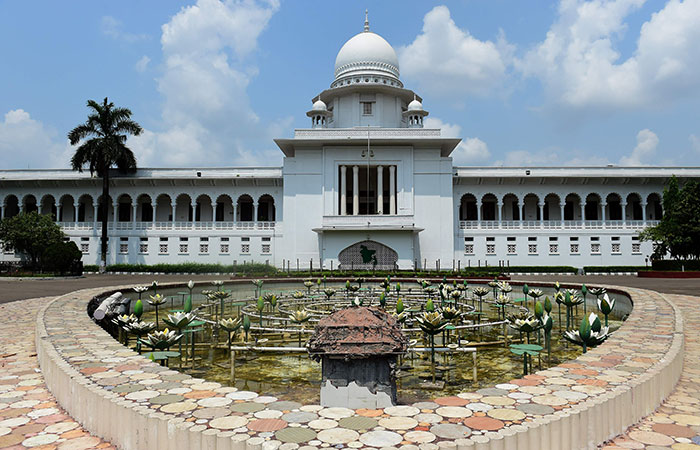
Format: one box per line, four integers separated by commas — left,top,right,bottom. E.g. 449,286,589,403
425,117,491,164
0,109,72,169
691,134,700,153
143,0,282,166
101,16,149,43
620,128,659,165
398,6,511,98
135,55,150,73
517,0,700,110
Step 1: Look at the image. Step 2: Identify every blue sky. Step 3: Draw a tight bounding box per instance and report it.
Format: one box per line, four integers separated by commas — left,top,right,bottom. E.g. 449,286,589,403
1,0,699,169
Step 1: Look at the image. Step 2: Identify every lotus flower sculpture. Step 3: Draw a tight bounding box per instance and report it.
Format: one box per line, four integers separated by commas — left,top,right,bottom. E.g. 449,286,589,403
351,296,363,307
126,320,156,337
114,314,138,328
488,278,499,300
262,293,277,309
162,312,195,331
148,294,167,327
558,291,584,328
379,291,387,308
289,309,311,346
541,312,553,363
493,294,511,320
142,328,182,351
252,279,263,296
564,314,610,353
292,291,305,300
472,286,490,313
219,317,242,351
597,293,615,326
507,312,543,336
416,311,450,379
133,286,148,300
151,281,159,295
396,297,405,315
303,280,314,294
127,321,156,353
212,280,225,291
322,288,336,299
207,290,231,320
498,281,512,295
450,289,462,304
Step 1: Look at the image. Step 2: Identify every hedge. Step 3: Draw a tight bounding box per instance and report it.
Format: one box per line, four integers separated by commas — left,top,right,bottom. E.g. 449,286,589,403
583,266,645,273
651,260,700,271
500,266,578,274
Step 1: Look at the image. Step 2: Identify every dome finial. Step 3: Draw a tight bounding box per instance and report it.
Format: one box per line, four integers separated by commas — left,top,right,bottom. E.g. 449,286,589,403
364,9,369,32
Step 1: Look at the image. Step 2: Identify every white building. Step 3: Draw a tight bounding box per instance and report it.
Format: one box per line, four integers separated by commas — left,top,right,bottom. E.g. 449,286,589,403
1,18,698,270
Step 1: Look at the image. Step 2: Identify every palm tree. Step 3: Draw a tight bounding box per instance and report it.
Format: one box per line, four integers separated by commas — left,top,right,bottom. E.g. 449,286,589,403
68,98,143,272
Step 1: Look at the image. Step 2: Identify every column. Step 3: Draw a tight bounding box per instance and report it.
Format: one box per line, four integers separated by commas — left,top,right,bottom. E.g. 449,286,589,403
56,204,62,222
496,201,502,224
376,165,383,215
112,202,118,227
93,203,98,228
211,202,217,223
340,165,347,216
560,203,566,224
476,201,482,222
74,203,80,223
233,204,237,223
352,165,359,215
151,201,156,228
641,202,647,225
600,202,606,223
621,202,627,226
171,204,177,228
389,165,396,215
538,203,544,223
132,204,138,224
521,203,525,222
253,202,258,224
190,201,196,223
579,202,584,223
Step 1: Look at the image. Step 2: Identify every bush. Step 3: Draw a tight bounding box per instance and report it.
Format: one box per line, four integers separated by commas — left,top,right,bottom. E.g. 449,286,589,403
651,260,700,271
84,262,278,276
499,266,578,274
583,266,645,273
43,241,83,275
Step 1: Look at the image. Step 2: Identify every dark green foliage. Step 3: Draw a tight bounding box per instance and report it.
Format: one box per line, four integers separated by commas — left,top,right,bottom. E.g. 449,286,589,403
583,266,646,273
42,241,82,275
650,260,700,271
640,176,700,260
0,212,65,268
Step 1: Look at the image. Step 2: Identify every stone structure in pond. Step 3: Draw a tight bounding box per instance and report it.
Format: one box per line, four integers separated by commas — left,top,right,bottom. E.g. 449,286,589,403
308,306,408,408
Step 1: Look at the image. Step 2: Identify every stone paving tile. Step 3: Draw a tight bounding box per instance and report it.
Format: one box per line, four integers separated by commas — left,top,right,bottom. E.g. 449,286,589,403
33,284,683,449
0,297,112,450
601,294,700,450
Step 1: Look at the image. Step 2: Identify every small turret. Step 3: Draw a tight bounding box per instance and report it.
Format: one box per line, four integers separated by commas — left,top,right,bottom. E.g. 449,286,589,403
306,97,332,128
403,95,428,128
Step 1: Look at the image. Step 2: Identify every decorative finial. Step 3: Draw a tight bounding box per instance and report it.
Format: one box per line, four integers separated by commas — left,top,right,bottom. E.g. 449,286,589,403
413,94,417,101
364,9,369,32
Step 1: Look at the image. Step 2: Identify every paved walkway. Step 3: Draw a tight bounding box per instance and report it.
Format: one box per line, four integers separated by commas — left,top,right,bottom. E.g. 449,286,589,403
0,297,112,450
600,294,700,449
3,291,700,449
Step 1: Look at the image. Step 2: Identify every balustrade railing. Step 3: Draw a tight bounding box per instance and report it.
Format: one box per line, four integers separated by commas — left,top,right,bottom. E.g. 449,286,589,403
458,219,658,231
58,221,277,232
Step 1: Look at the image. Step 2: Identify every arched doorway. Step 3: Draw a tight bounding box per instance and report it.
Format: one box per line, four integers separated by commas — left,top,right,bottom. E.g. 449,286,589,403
338,240,398,271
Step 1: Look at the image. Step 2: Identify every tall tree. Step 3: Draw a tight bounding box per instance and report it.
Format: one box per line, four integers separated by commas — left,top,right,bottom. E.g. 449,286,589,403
68,98,142,272
0,212,65,269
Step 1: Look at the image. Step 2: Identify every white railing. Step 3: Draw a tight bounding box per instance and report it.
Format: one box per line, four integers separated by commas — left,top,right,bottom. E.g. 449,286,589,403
57,221,277,232
294,128,441,139
458,220,659,231
322,214,415,228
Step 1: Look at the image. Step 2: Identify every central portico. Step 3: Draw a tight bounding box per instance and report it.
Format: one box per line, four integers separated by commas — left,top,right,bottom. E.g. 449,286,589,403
276,15,459,270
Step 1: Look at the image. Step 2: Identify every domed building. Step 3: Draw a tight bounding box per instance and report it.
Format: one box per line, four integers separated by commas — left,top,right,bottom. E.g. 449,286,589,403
0,14,697,270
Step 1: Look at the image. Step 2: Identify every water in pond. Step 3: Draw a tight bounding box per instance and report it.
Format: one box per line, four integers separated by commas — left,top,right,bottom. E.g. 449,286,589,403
123,280,630,404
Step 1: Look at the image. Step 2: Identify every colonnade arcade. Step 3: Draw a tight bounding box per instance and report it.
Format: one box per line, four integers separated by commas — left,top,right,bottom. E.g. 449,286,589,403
0,193,277,225
337,164,397,215
458,191,663,225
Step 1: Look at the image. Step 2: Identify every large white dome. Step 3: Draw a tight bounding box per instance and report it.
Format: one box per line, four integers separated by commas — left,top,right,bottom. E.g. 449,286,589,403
334,31,400,80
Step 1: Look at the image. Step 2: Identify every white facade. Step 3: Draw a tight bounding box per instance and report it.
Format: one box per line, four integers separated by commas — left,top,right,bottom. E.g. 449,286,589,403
1,20,698,270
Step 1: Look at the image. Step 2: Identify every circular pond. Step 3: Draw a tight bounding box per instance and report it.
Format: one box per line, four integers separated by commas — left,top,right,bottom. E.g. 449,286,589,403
99,278,631,405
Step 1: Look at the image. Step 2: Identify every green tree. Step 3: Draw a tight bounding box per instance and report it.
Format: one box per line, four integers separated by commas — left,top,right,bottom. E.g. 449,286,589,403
68,98,142,272
640,176,700,260
0,212,65,269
